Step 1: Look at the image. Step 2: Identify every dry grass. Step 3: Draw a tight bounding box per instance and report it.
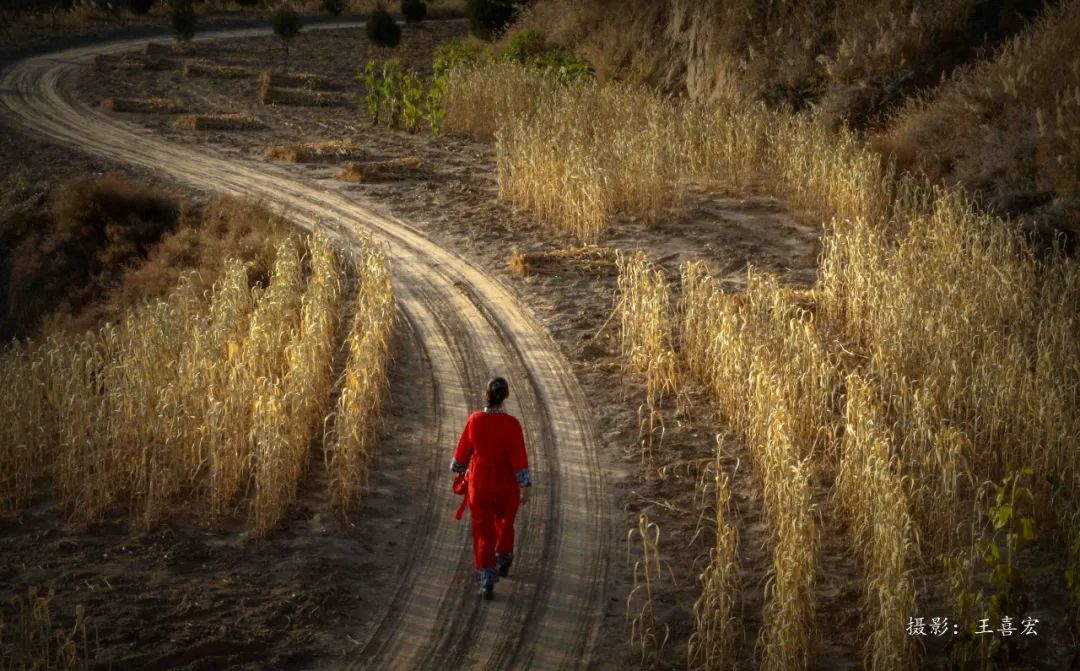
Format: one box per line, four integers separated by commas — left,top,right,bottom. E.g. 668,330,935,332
496,78,683,243
325,242,394,516
442,63,552,139
181,60,252,79
499,2,1080,666
263,140,367,163
605,81,1076,670
614,252,678,456
339,157,423,183
626,514,671,664
835,374,918,670
0,221,394,534
688,451,739,670
0,587,93,670
875,1,1080,214
678,265,827,669
175,113,264,131
101,97,183,114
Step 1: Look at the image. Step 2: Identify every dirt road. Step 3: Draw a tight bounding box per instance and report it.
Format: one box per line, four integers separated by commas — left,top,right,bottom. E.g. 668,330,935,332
0,26,610,670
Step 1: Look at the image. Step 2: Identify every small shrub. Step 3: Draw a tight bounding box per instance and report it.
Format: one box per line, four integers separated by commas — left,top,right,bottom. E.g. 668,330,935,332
433,39,492,79
270,7,302,55
467,0,517,40
171,0,196,42
501,29,593,83
529,48,593,83
2,175,179,337
401,0,425,22
366,7,401,48
322,0,343,15
129,0,154,15
501,28,545,63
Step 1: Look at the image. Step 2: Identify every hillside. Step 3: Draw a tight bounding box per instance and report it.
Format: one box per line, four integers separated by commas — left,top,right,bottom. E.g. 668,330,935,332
515,0,1077,238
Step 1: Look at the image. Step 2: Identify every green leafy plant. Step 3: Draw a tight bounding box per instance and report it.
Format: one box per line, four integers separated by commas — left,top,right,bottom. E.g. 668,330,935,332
433,40,491,80
170,0,196,43
270,7,302,56
501,29,546,63
941,467,1038,670
499,29,593,83
943,551,985,670
424,77,445,135
366,7,401,48
362,61,383,125
401,0,425,23
380,59,403,128
980,467,1035,625
401,69,424,133
531,48,593,83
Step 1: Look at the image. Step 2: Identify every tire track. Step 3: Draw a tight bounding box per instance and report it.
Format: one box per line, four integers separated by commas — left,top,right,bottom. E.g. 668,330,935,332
0,26,608,670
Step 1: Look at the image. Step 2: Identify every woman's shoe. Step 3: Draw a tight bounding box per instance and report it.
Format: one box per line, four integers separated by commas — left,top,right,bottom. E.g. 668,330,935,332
496,552,513,577
480,584,494,600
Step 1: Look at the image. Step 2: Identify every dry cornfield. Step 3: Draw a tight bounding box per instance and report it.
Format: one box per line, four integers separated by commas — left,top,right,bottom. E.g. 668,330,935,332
614,251,679,456
0,228,394,536
325,242,395,517
445,27,1078,661
687,449,739,670
610,152,1077,669
611,196,1076,667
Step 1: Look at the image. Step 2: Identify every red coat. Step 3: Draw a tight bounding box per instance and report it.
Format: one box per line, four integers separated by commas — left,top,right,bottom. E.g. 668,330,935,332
453,410,529,495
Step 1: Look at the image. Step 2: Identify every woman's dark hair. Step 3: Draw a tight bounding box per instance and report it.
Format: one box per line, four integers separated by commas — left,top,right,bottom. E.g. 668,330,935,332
485,376,509,406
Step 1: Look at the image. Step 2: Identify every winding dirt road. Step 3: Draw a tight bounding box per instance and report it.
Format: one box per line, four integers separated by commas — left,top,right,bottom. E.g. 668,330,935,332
1,26,609,670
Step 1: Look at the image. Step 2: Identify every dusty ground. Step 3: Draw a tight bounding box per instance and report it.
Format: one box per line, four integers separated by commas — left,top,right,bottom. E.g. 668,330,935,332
2,20,1075,671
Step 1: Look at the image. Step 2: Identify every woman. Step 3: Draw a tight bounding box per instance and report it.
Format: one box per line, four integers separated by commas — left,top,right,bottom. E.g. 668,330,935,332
451,377,532,600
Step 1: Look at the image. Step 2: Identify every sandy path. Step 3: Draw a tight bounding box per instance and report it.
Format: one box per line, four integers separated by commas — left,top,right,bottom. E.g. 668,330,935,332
0,26,609,670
